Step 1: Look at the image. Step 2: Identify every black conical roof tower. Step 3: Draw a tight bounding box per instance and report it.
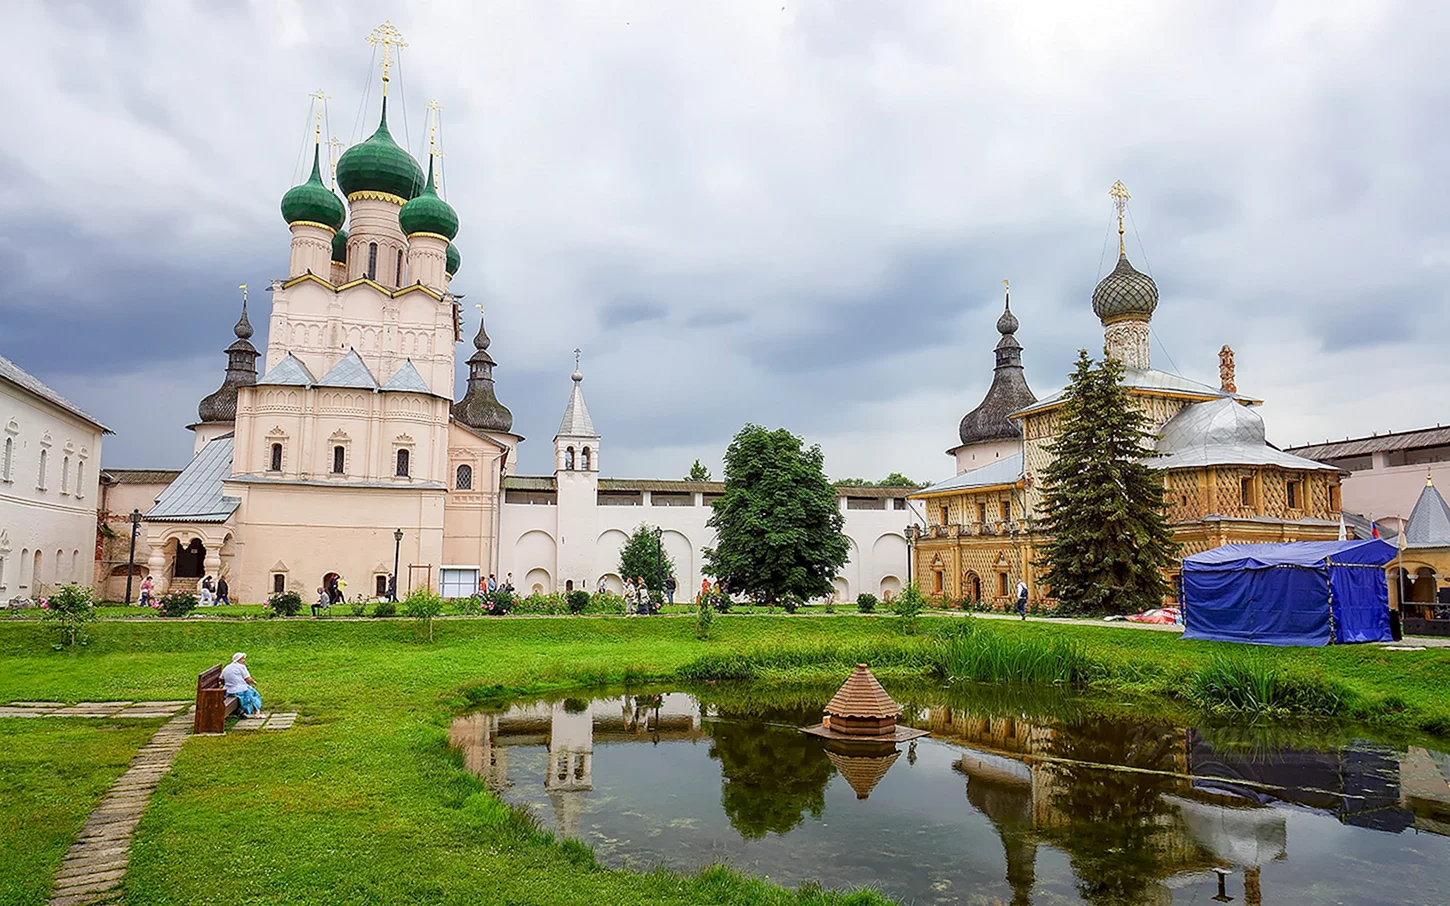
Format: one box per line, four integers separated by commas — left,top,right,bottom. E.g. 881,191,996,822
453,311,514,433
197,295,259,423
957,290,1036,446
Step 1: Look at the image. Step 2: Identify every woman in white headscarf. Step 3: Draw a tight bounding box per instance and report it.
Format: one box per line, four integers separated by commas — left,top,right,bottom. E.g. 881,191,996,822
220,652,262,716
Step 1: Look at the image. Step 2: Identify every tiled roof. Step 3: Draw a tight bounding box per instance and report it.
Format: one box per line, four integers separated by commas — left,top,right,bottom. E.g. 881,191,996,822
824,664,900,719
556,376,598,438
257,353,316,386
1013,366,1254,419
315,349,378,389
0,354,111,432
380,359,432,394
503,475,557,491
825,749,900,800
1283,426,1450,461
914,454,1025,497
1405,480,1450,549
145,436,239,523
101,469,182,485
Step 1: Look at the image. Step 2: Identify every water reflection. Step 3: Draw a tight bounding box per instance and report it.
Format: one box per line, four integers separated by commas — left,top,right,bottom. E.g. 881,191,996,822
450,687,1450,905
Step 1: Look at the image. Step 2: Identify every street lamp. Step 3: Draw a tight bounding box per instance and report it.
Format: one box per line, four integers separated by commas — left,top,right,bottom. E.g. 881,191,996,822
392,528,404,601
653,526,664,613
124,509,142,605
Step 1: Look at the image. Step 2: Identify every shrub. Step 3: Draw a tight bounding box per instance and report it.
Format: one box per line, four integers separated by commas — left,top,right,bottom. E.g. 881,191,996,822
590,591,627,615
404,588,446,641
265,590,304,618
824,601,835,614
566,589,591,614
696,595,715,639
893,584,925,634
372,599,397,618
350,600,368,617
153,591,197,618
479,590,514,616
41,584,96,648
512,592,563,615
780,593,802,614
856,593,878,614
939,627,1095,685
709,591,732,613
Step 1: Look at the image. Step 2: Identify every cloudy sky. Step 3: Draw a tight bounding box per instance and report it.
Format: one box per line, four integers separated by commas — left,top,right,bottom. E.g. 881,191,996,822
5,0,1449,482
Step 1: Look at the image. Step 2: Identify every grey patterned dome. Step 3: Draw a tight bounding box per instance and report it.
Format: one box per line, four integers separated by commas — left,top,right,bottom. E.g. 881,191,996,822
1092,253,1159,322
1157,397,1263,453
996,306,1019,335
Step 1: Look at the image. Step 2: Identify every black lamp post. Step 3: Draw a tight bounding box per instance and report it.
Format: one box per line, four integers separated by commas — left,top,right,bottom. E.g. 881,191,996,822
124,508,142,605
653,526,664,613
392,528,404,601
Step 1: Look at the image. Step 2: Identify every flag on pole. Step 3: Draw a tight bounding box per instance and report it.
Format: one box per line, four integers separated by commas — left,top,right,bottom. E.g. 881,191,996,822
1371,520,1380,539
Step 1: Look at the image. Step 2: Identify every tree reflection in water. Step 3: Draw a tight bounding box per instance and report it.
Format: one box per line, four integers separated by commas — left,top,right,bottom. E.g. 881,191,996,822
704,706,836,840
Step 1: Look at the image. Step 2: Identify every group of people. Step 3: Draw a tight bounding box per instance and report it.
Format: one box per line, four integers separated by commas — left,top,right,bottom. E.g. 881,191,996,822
622,574,676,615
197,575,231,606
481,573,516,594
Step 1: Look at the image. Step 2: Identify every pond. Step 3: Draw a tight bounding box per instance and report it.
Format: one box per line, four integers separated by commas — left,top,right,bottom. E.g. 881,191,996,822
450,683,1450,905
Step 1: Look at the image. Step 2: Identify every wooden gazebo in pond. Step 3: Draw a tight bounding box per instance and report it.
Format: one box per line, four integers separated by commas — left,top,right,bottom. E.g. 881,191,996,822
801,664,929,747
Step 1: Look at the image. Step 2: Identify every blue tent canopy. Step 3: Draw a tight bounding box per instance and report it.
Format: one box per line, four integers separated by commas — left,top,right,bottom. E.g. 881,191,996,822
1182,540,1396,646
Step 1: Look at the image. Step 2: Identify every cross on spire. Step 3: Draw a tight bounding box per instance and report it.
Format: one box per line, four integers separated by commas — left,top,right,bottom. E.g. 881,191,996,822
327,137,343,189
238,283,248,306
1109,180,1131,256
309,89,329,142
367,21,407,96
425,99,445,189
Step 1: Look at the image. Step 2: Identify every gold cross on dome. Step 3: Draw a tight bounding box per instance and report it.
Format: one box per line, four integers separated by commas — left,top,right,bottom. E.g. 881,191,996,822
425,100,445,187
310,89,329,140
1110,180,1130,254
367,21,408,94
238,283,248,304
327,137,343,188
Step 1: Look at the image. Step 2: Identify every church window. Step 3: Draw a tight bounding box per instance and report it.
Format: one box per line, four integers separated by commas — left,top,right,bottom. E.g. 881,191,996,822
272,574,286,594
932,568,944,595
1240,477,1254,508
75,461,83,498
37,449,47,490
977,502,987,523
61,456,70,494
939,506,949,525
367,243,378,281
396,448,410,477
396,249,404,285
1000,500,1011,521
565,446,575,470
332,446,345,474
0,556,5,589
375,575,388,597
2,437,10,480
998,572,1010,596
1286,479,1299,510
582,447,591,471
269,443,283,472
456,464,473,490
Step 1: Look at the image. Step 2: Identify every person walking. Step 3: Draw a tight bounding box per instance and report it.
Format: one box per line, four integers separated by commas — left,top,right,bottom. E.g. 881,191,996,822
138,575,153,607
664,574,677,606
487,574,498,593
623,578,638,617
327,574,342,606
503,573,514,593
216,575,230,606
636,576,653,615
198,577,214,607
1015,580,1029,620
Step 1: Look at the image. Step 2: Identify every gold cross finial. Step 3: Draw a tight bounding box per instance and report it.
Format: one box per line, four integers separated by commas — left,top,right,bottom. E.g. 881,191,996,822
1109,180,1130,256
474,302,485,315
425,99,444,188
309,89,329,142
238,283,248,305
367,21,408,96
326,137,343,189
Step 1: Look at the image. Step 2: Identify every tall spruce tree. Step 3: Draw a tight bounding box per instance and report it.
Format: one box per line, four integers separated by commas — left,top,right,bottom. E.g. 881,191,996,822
1036,351,1178,614
704,424,849,606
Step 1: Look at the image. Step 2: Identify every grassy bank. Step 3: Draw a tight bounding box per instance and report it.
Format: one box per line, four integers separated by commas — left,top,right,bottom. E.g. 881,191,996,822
1,615,1448,904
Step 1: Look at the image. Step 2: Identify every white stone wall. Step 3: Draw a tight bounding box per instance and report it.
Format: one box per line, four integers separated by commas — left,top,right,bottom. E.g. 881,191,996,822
952,437,1020,476
0,378,104,599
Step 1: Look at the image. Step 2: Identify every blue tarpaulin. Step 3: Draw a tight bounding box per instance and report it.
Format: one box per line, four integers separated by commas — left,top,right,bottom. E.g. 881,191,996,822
1182,540,1396,646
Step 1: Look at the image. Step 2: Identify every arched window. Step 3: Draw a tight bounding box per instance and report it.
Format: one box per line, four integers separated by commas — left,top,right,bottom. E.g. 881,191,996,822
367,242,379,281
455,464,473,490
332,446,345,474
396,448,410,477
37,449,47,489
61,456,70,494
2,437,10,480
565,446,575,470
269,443,283,472
75,460,84,498
396,249,404,285
582,447,591,471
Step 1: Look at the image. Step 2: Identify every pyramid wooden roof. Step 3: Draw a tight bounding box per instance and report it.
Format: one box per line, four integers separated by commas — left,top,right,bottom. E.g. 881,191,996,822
824,664,900,720
826,749,900,800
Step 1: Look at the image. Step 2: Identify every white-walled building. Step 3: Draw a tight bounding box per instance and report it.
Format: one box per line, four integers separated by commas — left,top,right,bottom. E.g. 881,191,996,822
0,355,108,601
494,369,920,602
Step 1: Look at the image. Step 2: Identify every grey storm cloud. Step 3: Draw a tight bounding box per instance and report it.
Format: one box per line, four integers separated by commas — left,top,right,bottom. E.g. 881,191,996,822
4,0,1450,481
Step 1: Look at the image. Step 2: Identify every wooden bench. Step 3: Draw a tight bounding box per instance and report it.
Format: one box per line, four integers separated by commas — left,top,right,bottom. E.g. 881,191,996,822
194,663,239,734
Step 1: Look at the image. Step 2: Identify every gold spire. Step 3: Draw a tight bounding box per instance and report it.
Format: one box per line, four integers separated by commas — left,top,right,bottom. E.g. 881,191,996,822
1109,180,1131,256
309,89,329,143
1002,278,1010,307
238,283,248,305
1428,470,1435,487
367,21,408,96
327,137,343,189
425,99,445,189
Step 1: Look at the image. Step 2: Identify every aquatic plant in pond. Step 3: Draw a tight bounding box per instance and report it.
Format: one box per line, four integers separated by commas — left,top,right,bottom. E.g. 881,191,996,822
1184,653,1346,715
938,624,1096,685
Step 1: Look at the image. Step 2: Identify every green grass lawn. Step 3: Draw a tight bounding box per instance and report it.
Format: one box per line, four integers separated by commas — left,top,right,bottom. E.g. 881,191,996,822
1,614,1448,905
0,718,163,906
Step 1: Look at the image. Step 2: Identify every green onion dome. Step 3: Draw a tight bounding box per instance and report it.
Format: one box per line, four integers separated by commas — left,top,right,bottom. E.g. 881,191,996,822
398,157,459,239
280,144,345,231
331,228,348,263
336,98,425,203
446,242,461,277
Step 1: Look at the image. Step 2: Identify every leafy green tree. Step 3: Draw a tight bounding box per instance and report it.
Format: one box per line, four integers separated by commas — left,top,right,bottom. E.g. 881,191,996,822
705,425,850,606
404,588,446,641
687,459,712,482
619,524,675,594
879,471,922,488
1036,351,1178,614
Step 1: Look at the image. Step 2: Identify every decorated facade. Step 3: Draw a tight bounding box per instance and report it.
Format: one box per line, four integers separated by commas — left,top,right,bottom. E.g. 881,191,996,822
908,183,1345,608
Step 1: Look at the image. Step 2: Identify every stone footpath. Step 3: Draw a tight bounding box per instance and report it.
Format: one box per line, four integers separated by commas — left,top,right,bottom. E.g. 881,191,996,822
48,711,193,906
0,701,191,718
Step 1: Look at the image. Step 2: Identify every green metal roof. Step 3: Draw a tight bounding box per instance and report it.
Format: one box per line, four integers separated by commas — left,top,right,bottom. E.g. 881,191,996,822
336,98,425,201
399,157,458,239
280,144,345,230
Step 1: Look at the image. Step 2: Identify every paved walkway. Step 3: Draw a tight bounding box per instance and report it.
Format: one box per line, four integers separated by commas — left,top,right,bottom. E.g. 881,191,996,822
0,701,191,718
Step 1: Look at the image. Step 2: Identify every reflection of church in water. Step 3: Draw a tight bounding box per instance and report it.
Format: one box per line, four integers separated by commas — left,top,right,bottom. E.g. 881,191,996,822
449,696,704,839
918,706,1450,906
